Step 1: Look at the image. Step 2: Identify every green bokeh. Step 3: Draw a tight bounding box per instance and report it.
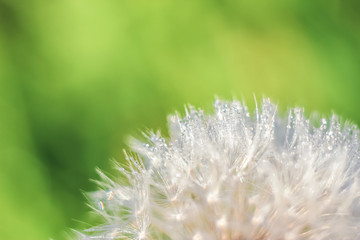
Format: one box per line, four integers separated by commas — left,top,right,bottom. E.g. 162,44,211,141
0,0,359,239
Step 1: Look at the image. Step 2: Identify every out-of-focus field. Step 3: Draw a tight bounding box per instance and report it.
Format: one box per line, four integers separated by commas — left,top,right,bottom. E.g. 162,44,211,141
0,0,359,239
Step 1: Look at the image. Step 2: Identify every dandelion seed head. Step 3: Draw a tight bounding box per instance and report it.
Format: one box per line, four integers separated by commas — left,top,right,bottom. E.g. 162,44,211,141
77,98,360,240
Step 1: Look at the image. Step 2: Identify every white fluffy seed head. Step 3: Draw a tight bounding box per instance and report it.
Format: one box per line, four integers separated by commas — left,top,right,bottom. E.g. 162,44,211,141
77,98,360,240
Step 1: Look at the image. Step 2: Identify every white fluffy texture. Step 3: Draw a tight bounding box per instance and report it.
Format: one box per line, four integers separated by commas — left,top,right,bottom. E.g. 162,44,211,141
78,98,360,240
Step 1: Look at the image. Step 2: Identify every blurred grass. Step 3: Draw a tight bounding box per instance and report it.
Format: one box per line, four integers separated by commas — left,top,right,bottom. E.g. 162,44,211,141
0,0,360,239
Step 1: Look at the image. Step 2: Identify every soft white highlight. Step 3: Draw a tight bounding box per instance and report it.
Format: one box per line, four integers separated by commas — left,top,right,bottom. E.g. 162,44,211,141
77,98,360,240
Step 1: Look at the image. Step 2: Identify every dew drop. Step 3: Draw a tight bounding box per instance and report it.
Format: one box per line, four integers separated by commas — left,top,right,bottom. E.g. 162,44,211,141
175,213,183,221
107,190,114,200
216,216,228,229
193,233,203,240
138,231,146,240
98,201,104,210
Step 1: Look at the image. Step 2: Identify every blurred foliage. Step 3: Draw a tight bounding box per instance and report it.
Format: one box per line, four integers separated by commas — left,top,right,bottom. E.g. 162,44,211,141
0,0,359,239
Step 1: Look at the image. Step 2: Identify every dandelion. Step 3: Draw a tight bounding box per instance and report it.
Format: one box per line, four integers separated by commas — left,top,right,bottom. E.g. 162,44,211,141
77,98,360,240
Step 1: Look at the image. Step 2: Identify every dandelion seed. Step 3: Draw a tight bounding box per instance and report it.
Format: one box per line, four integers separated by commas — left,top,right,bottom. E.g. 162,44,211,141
77,98,360,240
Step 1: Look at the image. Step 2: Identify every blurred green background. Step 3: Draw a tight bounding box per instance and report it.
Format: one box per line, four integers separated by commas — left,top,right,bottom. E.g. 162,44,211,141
0,0,359,239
